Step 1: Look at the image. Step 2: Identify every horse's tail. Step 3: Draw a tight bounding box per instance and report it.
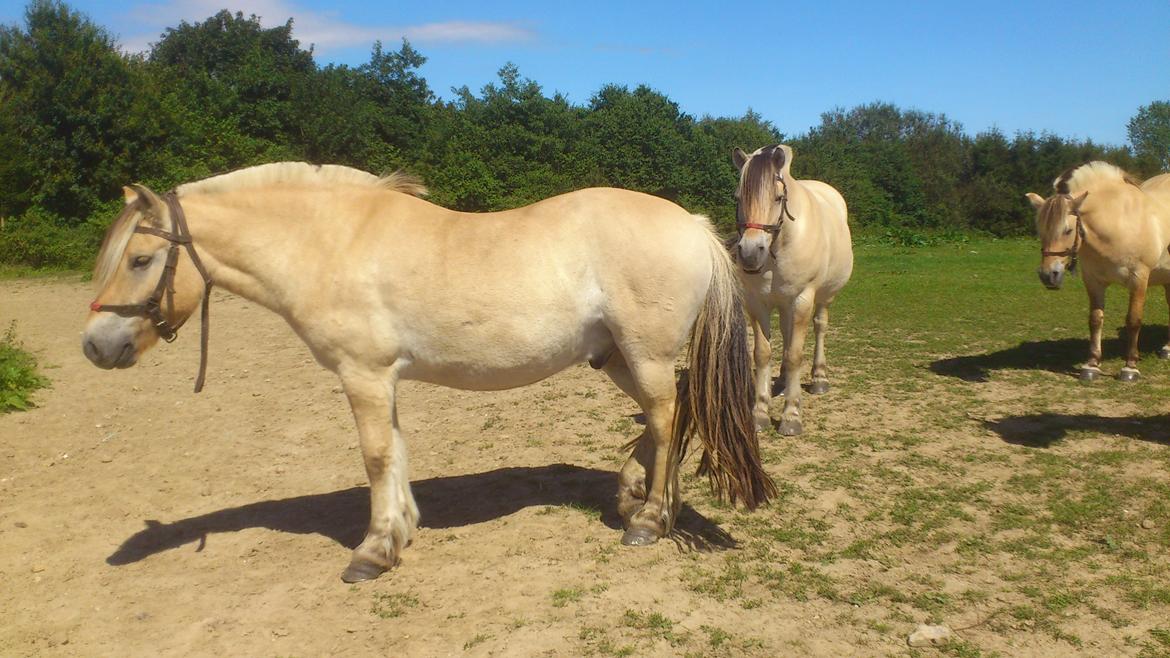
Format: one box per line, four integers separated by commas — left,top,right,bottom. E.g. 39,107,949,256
672,220,777,510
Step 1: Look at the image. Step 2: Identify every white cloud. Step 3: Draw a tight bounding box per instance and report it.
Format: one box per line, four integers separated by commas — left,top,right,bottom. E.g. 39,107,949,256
116,0,534,55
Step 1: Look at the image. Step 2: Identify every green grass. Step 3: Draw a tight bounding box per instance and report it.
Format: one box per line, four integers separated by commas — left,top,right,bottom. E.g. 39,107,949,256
0,321,49,412
661,237,1170,655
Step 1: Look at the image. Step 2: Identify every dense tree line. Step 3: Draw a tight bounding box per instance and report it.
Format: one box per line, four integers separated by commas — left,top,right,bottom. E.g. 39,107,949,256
1,1,1166,267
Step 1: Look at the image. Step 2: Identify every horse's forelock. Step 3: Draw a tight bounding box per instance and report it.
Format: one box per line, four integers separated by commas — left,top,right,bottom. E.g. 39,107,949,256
1036,195,1072,241
93,202,145,290
739,146,781,222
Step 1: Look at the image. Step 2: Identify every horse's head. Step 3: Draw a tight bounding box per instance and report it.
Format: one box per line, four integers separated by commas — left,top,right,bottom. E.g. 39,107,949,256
82,184,208,370
731,144,795,274
1026,190,1088,290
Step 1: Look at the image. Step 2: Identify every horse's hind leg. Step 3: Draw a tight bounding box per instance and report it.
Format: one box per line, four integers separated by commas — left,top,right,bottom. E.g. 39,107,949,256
339,369,418,582
808,305,831,395
604,354,680,545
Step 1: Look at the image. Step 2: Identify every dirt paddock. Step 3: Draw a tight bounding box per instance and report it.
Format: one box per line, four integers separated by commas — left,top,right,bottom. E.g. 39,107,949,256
2,276,1169,657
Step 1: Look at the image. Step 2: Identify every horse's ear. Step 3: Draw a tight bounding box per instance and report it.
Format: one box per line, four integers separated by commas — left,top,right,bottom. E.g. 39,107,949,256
732,147,749,171
770,146,786,169
1025,192,1045,210
773,144,794,178
1070,191,1089,212
127,183,165,220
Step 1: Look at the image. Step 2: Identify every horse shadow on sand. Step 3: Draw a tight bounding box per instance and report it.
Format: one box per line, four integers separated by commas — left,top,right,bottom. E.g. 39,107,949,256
107,463,735,567
929,325,1169,382
984,413,1170,449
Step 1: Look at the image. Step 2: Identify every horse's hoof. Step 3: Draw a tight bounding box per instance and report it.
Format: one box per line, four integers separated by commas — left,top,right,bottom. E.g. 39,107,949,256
777,418,803,437
621,527,660,546
1158,347,1170,360
1079,367,1101,382
340,558,387,583
808,380,830,395
1117,367,1141,382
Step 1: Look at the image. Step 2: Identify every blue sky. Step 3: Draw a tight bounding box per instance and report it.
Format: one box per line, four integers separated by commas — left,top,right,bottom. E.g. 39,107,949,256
3,0,1167,146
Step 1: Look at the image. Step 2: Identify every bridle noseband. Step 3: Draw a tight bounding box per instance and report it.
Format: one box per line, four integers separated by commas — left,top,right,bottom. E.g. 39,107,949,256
1039,194,1086,274
90,192,214,392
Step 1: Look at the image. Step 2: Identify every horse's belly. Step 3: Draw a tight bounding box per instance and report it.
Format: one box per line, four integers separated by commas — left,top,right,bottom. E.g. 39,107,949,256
398,320,612,391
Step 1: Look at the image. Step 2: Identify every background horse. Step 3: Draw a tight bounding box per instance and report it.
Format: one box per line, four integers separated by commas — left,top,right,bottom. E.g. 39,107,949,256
730,145,854,436
1028,162,1170,381
81,163,775,582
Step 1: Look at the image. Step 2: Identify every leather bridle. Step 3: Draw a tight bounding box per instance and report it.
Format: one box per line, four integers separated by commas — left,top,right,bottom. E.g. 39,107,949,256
90,192,214,392
1039,194,1085,274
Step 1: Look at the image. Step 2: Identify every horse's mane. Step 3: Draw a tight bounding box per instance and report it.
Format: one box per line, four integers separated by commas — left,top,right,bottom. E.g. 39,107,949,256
1053,161,1142,194
177,162,428,198
94,163,427,289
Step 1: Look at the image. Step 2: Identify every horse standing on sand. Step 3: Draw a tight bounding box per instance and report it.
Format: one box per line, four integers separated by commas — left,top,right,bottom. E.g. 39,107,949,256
730,145,853,436
81,163,776,582
1028,161,1170,381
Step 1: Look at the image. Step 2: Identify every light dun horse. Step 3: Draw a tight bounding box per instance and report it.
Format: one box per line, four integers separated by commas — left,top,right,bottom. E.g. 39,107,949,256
1028,161,1170,381
731,145,853,436
82,163,775,582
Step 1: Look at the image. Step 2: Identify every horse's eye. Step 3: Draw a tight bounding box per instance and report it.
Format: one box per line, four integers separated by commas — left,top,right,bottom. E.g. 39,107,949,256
131,255,153,269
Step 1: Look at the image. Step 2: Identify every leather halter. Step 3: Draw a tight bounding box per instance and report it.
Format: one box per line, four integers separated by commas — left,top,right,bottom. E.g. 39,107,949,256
1039,194,1085,274
736,174,796,244
90,192,214,392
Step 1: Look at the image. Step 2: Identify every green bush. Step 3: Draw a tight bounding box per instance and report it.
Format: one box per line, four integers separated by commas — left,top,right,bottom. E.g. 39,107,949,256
0,321,49,412
0,206,105,270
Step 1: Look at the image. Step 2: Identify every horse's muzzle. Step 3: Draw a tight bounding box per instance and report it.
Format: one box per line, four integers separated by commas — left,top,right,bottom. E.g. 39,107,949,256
737,240,769,274
1038,269,1064,290
82,332,137,369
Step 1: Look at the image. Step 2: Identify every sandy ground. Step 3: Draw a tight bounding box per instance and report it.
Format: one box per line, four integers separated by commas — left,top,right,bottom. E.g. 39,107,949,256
1,278,1167,657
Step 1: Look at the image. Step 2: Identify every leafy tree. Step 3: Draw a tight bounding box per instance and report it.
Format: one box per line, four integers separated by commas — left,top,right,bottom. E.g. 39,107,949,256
147,10,316,170
1127,101,1170,171
0,0,170,221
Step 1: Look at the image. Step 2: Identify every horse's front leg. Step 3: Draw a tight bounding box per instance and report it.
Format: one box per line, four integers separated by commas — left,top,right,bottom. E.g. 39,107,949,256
1081,279,1106,381
1118,275,1149,382
777,295,813,436
339,369,418,582
745,300,774,433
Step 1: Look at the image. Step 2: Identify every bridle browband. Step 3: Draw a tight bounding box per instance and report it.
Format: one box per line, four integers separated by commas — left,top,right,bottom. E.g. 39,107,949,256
1039,193,1086,274
90,192,214,392
737,173,796,240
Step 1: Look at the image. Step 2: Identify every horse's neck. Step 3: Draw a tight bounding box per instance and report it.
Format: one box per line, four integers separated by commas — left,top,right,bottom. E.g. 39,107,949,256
182,194,312,313
776,180,818,246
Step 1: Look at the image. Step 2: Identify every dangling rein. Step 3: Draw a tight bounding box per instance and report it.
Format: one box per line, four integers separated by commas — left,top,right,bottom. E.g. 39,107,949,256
90,192,214,392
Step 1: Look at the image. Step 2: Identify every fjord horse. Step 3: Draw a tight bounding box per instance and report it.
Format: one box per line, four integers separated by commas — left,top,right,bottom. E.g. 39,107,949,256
731,145,853,436
81,163,775,582
1028,162,1170,381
